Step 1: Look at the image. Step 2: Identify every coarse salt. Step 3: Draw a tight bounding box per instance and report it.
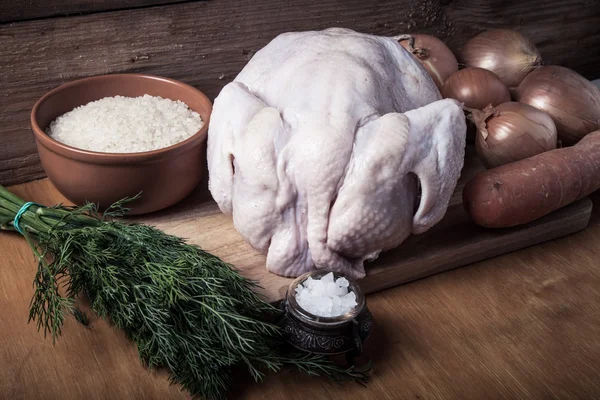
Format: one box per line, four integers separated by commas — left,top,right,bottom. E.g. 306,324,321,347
46,94,204,153
295,272,357,317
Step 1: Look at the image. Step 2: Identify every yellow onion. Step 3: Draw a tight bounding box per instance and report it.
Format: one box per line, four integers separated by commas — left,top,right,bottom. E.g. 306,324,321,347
398,34,458,90
513,66,600,145
442,67,510,110
460,29,542,88
472,102,557,168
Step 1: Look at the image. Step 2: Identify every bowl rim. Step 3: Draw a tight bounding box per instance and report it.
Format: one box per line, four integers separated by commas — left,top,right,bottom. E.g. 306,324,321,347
30,73,212,164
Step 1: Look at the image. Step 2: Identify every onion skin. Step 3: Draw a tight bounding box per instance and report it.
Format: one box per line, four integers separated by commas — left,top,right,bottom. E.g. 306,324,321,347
474,102,557,168
442,67,510,110
460,29,542,88
399,34,458,90
514,66,600,145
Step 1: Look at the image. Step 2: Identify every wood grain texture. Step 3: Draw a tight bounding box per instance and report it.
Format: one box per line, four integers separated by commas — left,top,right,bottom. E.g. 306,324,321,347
231,189,600,400
1,0,599,185
444,0,600,75
2,176,600,399
134,148,592,303
0,181,186,400
0,0,188,23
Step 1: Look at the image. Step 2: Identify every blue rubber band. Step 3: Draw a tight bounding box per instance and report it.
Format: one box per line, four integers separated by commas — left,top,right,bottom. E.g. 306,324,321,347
13,202,41,235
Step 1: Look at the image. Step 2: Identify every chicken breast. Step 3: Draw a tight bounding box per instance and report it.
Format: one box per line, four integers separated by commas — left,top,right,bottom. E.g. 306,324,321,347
207,28,466,279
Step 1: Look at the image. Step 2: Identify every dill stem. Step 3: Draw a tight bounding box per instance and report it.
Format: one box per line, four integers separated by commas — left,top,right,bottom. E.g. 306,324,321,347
0,192,55,234
37,207,100,228
0,185,25,208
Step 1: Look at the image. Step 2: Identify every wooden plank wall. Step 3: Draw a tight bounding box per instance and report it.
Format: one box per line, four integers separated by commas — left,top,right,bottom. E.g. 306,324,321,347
1,0,599,186
0,0,188,22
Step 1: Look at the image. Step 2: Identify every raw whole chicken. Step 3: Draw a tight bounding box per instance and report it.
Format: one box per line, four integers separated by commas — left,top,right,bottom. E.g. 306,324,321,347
207,28,466,279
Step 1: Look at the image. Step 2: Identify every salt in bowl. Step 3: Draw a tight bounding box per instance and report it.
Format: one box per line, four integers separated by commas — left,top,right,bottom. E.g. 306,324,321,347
278,270,373,356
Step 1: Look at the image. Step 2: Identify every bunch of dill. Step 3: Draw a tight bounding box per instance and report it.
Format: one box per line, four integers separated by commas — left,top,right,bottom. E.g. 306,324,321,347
0,185,368,399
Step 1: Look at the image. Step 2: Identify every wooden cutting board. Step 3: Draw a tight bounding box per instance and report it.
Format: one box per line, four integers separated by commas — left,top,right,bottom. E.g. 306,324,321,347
136,146,593,302
11,147,593,303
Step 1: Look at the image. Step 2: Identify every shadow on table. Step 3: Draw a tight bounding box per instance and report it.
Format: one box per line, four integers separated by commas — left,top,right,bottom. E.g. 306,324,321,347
226,315,420,399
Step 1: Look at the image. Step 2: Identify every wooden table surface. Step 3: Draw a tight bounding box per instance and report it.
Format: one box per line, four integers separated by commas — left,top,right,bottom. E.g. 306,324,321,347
1,180,600,400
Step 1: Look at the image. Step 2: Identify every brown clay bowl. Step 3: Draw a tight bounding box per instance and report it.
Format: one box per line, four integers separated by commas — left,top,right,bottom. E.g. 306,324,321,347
30,73,212,215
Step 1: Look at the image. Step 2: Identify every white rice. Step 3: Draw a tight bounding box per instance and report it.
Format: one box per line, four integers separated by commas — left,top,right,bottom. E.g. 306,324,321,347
46,95,204,153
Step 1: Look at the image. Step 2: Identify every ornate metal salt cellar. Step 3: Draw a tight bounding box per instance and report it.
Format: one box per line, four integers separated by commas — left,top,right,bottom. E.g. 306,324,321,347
278,270,372,359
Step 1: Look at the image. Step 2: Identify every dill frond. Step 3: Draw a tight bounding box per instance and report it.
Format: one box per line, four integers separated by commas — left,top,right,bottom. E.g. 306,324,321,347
0,185,369,399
